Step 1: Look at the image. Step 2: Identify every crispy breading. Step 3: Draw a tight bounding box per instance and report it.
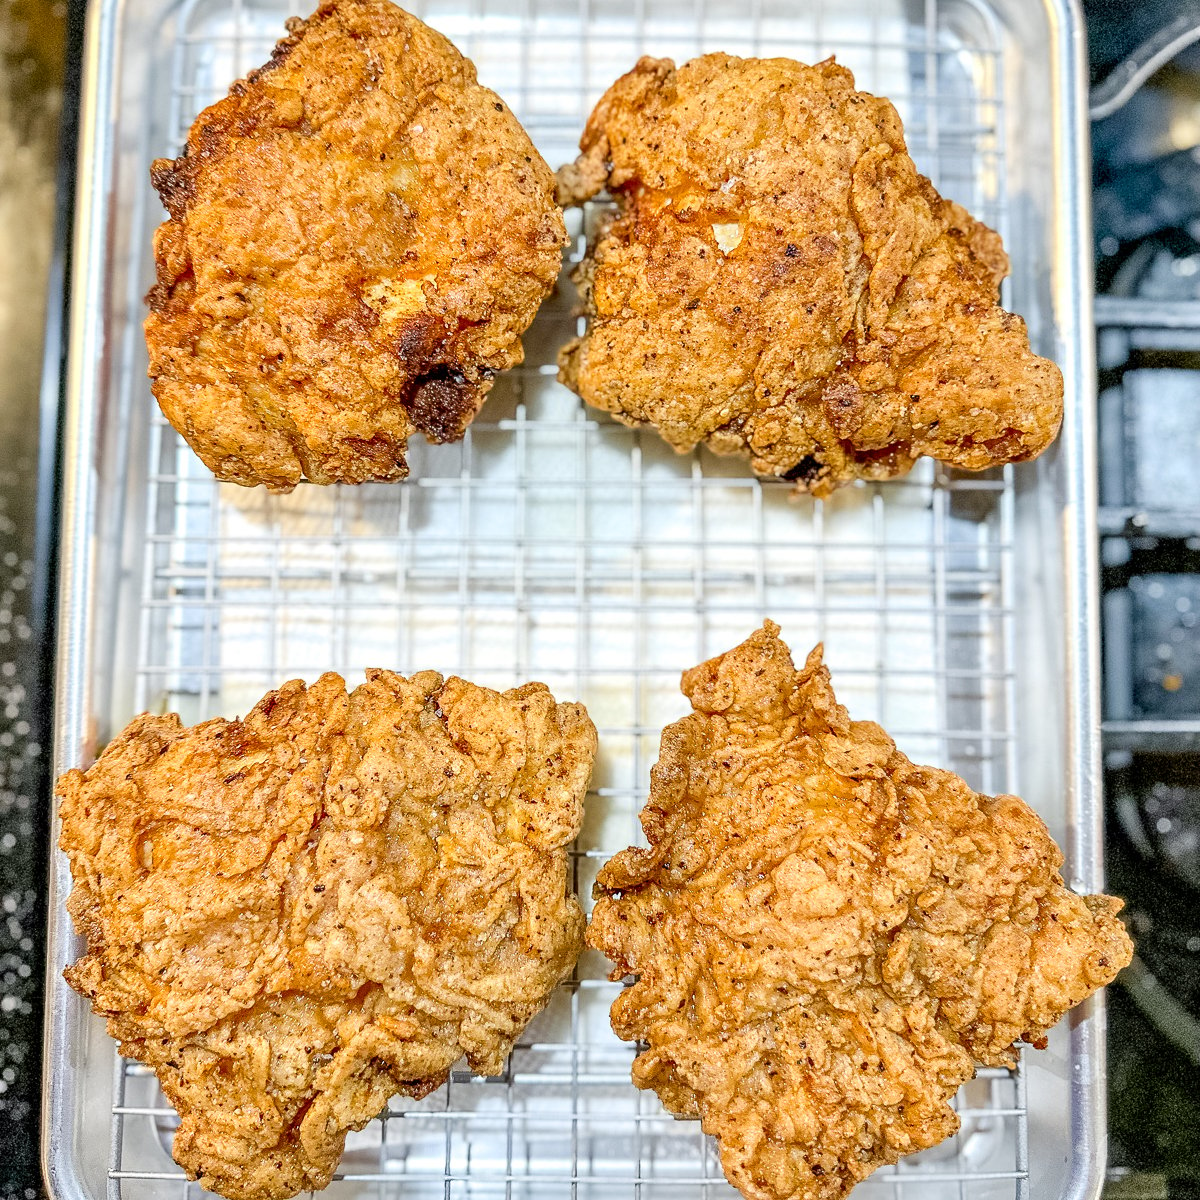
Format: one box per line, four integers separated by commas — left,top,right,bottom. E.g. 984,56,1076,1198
558,55,1063,496
588,623,1132,1200
58,670,596,1200
145,0,566,491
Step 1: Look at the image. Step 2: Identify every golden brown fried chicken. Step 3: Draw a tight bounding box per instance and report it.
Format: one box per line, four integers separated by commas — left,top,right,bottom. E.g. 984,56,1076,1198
146,0,566,490
558,55,1063,496
588,623,1131,1200
58,670,595,1200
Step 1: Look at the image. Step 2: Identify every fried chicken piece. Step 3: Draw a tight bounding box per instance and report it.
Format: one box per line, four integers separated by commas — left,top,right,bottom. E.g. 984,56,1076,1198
145,0,566,491
558,56,1064,496
588,623,1131,1200
58,670,595,1200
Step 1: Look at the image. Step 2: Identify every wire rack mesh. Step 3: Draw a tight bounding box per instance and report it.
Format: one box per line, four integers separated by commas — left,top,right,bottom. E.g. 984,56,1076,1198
104,0,1029,1195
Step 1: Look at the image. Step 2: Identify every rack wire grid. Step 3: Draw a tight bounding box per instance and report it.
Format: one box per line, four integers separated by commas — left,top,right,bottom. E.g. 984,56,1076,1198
104,0,1030,1196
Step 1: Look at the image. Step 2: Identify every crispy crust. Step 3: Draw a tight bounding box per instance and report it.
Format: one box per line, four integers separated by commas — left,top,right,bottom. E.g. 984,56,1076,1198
58,671,596,1200
145,0,566,490
558,55,1064,496
588,623,1132,1200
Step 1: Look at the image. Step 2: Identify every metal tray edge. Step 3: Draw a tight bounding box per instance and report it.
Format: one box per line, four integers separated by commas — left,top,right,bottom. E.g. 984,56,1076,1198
42,0,118,1194
39,0,1108,1197
1050,0,1108,1194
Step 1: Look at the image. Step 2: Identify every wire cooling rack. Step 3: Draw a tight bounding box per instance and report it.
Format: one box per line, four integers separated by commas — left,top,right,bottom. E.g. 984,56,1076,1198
105,0,1028,1196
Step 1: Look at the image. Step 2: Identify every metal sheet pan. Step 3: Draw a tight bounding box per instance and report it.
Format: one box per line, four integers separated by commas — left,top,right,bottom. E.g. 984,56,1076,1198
43,0,1101,1196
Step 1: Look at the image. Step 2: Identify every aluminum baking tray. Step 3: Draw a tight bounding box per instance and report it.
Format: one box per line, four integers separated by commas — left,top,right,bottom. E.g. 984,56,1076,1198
43,0,1101,1197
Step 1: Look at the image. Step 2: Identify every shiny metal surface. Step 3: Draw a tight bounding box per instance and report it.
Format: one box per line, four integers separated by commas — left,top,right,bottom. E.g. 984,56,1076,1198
1044,1,1105,1196
42,0,115,1194
43,0,1102,1197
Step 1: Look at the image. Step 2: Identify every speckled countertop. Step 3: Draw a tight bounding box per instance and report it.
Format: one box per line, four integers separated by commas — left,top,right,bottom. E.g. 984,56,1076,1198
0,0,67,1196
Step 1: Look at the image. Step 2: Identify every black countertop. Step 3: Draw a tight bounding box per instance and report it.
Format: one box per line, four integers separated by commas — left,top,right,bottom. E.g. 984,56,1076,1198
0,0,76,1195
2,2,1198,1199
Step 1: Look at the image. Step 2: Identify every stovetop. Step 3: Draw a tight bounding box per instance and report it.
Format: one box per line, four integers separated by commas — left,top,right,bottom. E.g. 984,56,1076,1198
1091,6,1200,1196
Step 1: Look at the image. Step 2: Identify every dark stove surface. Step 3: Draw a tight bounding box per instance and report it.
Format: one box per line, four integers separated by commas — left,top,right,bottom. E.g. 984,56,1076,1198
1092,4,1200,1198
